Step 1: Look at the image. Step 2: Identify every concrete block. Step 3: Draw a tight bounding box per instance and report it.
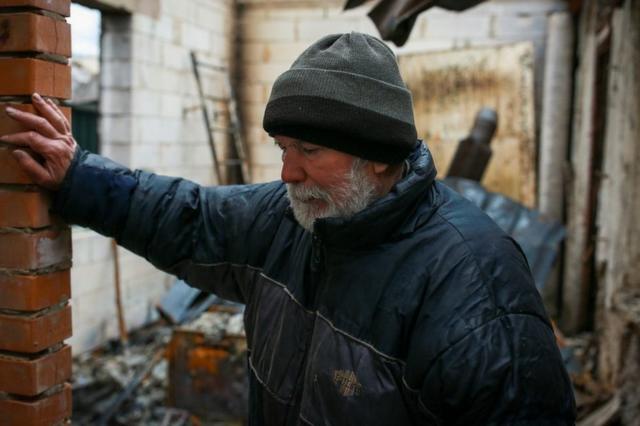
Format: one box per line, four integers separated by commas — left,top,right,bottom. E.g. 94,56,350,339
101,60,132,89
424,14,492,39
102,33,131,61
132,89,163,115
0,383,72,426
0,13,71,57
160,92,183,117
0,304,72,353
162,43,186,70
182,24,211,51
0,270,70,311
99,115,131,143
297,18,360,42
0,345,71,396
492,13,548,40
70,261,114,299
133,33,165,65
0,228,71,270
100,89,131,115
244,63,288,84
240,19,297,42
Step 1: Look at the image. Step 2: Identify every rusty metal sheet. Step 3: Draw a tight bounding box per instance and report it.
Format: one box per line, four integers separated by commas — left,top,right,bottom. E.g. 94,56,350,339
167,307,248,422
399,42,537,207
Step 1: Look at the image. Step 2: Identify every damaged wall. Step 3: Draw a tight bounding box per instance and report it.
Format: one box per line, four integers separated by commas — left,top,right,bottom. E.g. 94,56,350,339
68,0,235,353
237,0,567,185
592,0,639,420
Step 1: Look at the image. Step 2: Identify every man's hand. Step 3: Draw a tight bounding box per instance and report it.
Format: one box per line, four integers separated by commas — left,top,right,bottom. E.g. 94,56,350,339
0,93,77,190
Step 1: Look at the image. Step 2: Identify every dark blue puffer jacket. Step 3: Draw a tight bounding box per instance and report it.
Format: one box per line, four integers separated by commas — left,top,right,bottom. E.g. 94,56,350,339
52,143,576,425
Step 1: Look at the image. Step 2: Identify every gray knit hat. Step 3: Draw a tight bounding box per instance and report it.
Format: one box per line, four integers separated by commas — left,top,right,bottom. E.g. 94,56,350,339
263,32,417,164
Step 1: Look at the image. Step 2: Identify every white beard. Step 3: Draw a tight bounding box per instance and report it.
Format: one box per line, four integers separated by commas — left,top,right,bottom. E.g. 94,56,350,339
286,159,378,232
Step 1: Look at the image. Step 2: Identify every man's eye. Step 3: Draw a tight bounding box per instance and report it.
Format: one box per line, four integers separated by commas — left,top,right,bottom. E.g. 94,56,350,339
302,147,319,154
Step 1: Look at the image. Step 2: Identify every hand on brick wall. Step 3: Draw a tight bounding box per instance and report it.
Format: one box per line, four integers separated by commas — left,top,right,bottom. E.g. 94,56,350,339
0,93,77,190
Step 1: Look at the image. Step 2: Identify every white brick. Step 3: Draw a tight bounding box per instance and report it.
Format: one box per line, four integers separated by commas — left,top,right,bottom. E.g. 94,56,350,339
102,60,132,89
296,18,360,42
163,43,187,70
100,89,131,114
491,14,548,40
424,14,492,39
102,33,131,60
244,63,288,83
182,24,211,51
132,90,163,115
100,116,131,143
132,34,164,64
241,41,307,65
100,142,131,166
240,19,297,42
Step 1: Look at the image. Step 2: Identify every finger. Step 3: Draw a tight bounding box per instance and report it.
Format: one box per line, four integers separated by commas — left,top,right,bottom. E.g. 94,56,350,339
12,149,52,187
31,93,69,135
38,95,71,134
1,130,56,153
4,106,59,139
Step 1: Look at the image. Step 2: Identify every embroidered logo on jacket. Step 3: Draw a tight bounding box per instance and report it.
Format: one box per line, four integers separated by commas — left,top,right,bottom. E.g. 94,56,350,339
332,370,362,397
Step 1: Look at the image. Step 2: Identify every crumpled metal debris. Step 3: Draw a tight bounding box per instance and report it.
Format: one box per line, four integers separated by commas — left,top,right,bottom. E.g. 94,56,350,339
343,0,487,45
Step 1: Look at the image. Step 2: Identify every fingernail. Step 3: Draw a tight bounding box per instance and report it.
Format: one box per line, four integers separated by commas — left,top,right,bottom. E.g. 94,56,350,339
33,93,42,102
5,106,17,115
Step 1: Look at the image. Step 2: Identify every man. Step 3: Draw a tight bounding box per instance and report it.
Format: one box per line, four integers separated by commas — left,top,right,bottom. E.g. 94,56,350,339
2,32,575,424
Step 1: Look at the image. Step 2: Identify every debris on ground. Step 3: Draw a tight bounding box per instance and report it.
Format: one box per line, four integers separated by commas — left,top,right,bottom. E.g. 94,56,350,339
72,302,246,425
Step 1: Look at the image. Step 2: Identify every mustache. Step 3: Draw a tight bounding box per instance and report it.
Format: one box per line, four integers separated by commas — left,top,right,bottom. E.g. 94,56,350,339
287,183,333,203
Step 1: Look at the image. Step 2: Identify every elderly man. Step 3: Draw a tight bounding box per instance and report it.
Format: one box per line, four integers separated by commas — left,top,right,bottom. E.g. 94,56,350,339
2,32,575,425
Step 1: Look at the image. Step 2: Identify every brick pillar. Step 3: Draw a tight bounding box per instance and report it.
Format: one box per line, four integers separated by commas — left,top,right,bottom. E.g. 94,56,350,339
0,1,73,424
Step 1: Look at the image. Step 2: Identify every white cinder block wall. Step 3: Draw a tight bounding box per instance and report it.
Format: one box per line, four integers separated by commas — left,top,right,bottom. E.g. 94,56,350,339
237,0,567,182
69,0,234,352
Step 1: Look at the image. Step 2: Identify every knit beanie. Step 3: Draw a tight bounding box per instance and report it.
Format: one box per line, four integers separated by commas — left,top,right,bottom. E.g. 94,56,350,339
263,32,417,164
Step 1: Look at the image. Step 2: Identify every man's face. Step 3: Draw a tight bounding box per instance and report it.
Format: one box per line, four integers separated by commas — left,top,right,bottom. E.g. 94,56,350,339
274,135,377,231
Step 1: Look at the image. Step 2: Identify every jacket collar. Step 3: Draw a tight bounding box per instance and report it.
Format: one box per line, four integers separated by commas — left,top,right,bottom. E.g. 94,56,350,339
311,142,438,249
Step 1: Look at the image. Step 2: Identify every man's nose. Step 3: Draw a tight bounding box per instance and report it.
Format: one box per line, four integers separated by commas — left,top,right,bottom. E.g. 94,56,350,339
280,149,305,183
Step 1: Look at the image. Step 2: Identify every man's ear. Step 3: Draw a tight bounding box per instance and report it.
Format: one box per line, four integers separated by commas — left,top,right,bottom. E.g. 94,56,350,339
372,161,390,175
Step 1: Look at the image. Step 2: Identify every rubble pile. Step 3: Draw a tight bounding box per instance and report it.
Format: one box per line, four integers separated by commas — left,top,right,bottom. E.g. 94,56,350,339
72,325,173,425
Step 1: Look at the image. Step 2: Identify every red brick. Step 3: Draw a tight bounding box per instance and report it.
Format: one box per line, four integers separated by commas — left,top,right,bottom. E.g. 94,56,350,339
0,383,72,426
0,269,70,311
0,0,71,17
1,103,72,136
0,13,71,56
0,58,71,98
0,228,71,270
0,304,71,352
0,145,32,184
0,345,71,396
0,189,51,228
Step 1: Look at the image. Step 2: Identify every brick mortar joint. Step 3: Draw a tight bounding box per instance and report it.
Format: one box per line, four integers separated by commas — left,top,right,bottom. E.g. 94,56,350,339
0,7,68,21
0,300,69,318
0,342,67,361
0,225,66,234
0,261,73,276
0,382,68,402
0,52,70,65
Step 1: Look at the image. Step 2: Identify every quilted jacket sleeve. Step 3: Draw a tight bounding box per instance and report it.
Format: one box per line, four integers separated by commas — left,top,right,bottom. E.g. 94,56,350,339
416,313,576,425
52,148,288,302
403,196,576,425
